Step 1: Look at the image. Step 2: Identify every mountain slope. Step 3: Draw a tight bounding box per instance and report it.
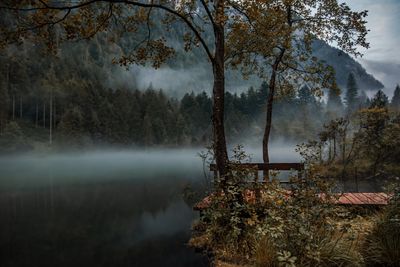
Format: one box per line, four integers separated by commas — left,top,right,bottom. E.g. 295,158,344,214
312,40,384,91
0,29,384,98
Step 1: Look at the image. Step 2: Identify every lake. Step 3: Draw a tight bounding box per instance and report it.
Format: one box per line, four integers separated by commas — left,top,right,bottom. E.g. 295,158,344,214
0,145,300,267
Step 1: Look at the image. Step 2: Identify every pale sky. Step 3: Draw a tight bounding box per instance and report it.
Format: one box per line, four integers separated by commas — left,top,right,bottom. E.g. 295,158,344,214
344,0,400,96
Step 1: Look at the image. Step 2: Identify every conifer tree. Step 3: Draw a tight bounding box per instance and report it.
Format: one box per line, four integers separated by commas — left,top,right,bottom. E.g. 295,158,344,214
358,90,369,109
0,81,8,134
298,85,314,106
345,73,359,113
370,90,389,109
327,88,343,114
391,84,400,110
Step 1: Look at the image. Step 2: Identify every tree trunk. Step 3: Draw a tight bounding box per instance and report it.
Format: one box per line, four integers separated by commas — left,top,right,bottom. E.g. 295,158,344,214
19,97,22,118
212,0,229,179
342,134,346,163
262,6,293,181
53,98,56,129
319,143,323,163
12,95,15,120
35,103,38,128
49,90,52,145
333,135,336,160
43,102,46,128
262,50,285,181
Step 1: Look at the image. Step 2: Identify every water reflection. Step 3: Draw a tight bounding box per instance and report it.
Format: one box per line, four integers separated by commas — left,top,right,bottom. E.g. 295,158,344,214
0,145,300,266
0,150,211,267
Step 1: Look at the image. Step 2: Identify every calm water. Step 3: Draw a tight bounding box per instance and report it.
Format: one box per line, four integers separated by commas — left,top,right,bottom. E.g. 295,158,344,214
0,146,299,267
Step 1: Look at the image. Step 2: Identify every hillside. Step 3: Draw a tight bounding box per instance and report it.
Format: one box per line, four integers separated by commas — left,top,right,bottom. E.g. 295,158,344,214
0,23,384,98
312,39,384,91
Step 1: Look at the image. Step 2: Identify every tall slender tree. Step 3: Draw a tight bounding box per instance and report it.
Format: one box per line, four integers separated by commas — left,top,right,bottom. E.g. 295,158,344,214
298,85,314,106
0,80,8,134
226,0,368,178
358,90,369,109
327,86,343,114
345,73,359,114
391,84,400,110
370,90,389,109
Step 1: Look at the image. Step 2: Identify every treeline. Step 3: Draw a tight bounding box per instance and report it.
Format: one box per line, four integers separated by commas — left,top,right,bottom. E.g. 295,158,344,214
0,79,327,150
0,71,399,151
298,87,400,192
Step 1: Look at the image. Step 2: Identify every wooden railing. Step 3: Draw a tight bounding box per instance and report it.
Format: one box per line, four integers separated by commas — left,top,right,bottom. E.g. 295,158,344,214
210,163,304,172
210,163,305,181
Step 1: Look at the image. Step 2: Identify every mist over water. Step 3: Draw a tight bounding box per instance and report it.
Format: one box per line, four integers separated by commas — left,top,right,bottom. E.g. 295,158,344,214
239,142,301,163
0,143,300,187
0,144,299,267
0,149,205,189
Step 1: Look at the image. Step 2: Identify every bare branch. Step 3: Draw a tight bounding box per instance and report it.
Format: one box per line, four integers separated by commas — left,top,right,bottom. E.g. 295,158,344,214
200,0,215,26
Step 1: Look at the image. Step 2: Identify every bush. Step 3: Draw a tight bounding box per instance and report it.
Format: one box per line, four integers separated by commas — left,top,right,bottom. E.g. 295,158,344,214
253,172,362,267
362,186,400,266
195,145,363,266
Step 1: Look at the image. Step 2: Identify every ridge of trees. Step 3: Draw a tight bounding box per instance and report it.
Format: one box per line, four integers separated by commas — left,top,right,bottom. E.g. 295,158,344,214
1,80,399,154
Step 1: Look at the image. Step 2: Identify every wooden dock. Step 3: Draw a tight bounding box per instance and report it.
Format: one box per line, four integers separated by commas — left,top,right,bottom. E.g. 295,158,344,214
330,192,390,205
194,192,391,211
210,162,304,181
195,163,391,210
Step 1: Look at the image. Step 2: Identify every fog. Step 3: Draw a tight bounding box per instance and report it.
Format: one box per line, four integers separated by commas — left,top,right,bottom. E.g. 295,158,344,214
360,59,400,98
0,149,204,189
0,144,300,267
132,66,213,95
0,143,300,189
109,63,260,97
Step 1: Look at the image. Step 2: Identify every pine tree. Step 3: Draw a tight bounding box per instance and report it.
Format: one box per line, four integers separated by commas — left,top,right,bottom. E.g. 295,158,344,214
345,73,358,113
297,85,316,138
370,90,389,109
58,106,85,145
298,85,314,105
327,87,343,113
257,81,269,109
358,90,369,109
391,84,400,110
142,114,154,146
0,81,9,134
247,86,259,117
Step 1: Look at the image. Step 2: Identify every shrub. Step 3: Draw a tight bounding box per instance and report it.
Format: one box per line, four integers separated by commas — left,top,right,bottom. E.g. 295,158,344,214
362,185,400,266
194,145,368,266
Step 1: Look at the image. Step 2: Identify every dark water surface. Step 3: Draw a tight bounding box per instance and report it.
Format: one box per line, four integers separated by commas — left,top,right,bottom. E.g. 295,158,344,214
0,146,300,267
0,150,211,267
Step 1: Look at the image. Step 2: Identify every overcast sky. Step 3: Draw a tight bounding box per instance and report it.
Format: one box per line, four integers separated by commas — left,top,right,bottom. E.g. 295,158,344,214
344,0,400,96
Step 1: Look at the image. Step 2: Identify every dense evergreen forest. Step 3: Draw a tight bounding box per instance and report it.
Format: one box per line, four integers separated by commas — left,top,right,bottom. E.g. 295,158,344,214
0,69,399,152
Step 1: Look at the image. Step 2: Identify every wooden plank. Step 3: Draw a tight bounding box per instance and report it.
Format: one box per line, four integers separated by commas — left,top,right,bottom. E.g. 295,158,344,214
194,192,390,210
210,163,304,171
335,193,390,205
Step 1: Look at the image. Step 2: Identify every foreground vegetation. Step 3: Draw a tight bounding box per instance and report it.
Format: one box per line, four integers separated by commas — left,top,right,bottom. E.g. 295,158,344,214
190,155,399,267
191,182,399,267
190,97,400,266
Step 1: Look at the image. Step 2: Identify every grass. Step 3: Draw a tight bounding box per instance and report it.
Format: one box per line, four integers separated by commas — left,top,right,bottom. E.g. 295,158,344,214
362,204,400,267
191,204,393,267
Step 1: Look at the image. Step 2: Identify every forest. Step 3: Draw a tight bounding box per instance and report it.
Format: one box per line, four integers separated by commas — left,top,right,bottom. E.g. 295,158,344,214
1,74,399,152
0,1,399,267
